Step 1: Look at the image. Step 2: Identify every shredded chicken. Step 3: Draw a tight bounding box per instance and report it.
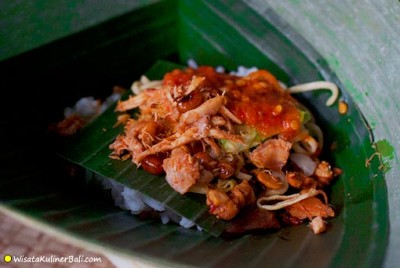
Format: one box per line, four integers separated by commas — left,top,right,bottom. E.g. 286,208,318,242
163,146,200,194
249,138,292,170
206,188,239,220
285,195,335,220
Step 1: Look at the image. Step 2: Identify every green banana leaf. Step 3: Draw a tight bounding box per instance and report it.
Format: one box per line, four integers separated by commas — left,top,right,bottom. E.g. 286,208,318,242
0,1,388,267
58,61,227,237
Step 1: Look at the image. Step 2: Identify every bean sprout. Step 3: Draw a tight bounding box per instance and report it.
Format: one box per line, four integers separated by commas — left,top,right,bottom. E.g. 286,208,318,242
257,188,327,210
288,81,339,106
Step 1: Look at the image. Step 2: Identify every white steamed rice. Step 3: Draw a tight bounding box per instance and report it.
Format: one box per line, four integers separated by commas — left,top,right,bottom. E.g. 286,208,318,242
96,172,200,230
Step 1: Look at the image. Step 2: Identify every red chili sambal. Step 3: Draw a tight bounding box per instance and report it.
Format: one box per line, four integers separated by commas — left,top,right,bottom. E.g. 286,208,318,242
226,70,302,140
163,66,302,140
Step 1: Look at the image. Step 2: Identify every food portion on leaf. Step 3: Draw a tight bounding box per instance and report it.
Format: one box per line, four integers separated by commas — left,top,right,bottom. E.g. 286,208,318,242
108,65,342,235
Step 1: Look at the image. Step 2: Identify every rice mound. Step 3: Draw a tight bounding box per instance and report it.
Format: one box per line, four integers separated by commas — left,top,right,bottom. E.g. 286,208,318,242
97,173,201,230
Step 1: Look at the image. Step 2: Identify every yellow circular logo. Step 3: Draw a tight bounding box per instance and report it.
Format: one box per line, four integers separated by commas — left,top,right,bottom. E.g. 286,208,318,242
4,255,12,263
